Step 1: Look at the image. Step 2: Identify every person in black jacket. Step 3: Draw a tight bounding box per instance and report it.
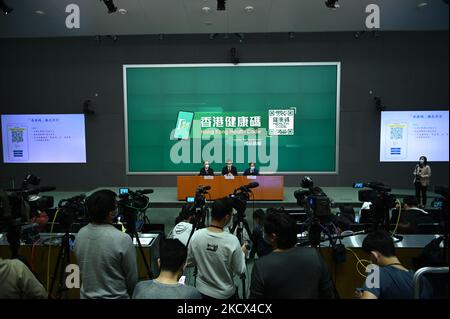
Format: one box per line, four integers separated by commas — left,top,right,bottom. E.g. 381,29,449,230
243,162,259,176
249,209,272,258
199,161,214,176
221,159,238,176
249,210,334,299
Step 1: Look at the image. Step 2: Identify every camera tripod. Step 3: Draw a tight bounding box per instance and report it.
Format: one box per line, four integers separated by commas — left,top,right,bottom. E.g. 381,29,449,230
122,207,154,279
49,228,75,299
229,211,253,299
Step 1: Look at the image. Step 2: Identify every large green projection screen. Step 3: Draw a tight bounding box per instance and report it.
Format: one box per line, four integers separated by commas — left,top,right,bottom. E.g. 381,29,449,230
124,63,340,174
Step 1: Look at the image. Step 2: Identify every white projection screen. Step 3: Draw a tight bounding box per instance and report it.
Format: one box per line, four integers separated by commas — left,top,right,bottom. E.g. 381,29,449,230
380,110,449,162
1,114,87,163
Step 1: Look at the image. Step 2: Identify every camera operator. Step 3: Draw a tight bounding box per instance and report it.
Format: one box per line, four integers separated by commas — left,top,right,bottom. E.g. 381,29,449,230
74,189,138,299
249,210,335,299
391,196,433,234
186,198,247,299
168,204,194,246
249,209,273,259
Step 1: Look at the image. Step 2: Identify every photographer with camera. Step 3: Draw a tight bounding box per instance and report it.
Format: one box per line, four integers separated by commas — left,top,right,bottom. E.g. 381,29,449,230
249,210,334,299
186,198,247,299
74,189,138,299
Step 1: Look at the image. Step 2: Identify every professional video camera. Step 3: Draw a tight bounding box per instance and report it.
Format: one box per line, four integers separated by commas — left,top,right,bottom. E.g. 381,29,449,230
56,194,87,231
186,185,211,228
294,176,315,207
0,174,55,257
228,182,259,218
117,189,153,233
353,182,397,230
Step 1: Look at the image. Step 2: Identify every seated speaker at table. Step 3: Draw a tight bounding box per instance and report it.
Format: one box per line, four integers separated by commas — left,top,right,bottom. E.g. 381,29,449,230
243,162,259,176
221,159,238,176
199,161,214,176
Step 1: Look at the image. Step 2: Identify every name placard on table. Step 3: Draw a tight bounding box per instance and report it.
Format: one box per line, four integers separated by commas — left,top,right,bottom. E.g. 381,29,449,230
224,175,235,180
203,176,214,180
246,176,257,179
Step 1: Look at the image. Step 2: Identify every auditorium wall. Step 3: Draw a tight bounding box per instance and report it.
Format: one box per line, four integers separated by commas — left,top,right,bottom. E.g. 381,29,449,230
0,31,448,190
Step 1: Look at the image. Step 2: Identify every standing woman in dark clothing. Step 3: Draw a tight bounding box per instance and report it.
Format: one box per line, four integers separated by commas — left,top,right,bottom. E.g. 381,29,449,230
413,156,431,208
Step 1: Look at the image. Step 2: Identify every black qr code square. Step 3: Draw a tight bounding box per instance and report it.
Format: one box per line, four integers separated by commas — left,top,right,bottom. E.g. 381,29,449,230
390,127,403,140
12,131,24,143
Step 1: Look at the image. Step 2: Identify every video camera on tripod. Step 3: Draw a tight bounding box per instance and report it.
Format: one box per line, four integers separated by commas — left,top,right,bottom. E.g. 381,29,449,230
353,182,397,230
228,182,259,217
117,189,153,233
294,176,317,207
0,174,55,256
56,194,87,231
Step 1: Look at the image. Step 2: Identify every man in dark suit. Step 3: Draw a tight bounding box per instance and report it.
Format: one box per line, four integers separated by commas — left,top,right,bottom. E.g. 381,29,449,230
243,162,259,176
199,161,214,176
221,159,238,176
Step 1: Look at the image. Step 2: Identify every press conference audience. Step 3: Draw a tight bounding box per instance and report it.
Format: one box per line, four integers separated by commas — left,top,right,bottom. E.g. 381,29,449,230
0,257,47,299
222,159,238,176
168,204,194,246
243,162,259,176
249,210,335,299
133,239,201,299
249,209,272,258
356,230,433,299
74,189,138,299
199,161,214,176
187,198,247,299
391,196,433,233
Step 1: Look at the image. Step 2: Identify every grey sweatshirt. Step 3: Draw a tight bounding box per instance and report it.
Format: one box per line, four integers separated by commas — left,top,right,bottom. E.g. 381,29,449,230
74,223,138,299
186,228,246,299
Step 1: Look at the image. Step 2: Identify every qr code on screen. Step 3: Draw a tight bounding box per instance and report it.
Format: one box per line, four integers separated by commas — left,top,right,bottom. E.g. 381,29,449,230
12,130,24,143
390,127,403,140
268,109,295,136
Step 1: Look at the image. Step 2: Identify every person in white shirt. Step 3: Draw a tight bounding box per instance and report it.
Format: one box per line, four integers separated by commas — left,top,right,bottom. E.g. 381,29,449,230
186,198,247,299
168,204,194,246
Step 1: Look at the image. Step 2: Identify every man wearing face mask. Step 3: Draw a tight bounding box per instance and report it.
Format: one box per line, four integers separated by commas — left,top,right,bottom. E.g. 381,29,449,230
356,230,432,299
74,189,138,299
186,198,247,299
221,159,238,176
413,155,432,208
199,160,214,176
243,162,259,176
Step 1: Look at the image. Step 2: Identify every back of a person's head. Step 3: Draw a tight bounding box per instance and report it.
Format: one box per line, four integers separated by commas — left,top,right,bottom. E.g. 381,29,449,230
253,209,265,222
362,230,396,257
86,189,117,223
210,198,233,221
159,239,187,273
264,210,297,249
403,196,419,207
175,204,192,225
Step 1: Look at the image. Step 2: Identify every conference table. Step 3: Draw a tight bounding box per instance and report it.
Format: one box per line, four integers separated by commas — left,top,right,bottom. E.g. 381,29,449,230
177,175,284,201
